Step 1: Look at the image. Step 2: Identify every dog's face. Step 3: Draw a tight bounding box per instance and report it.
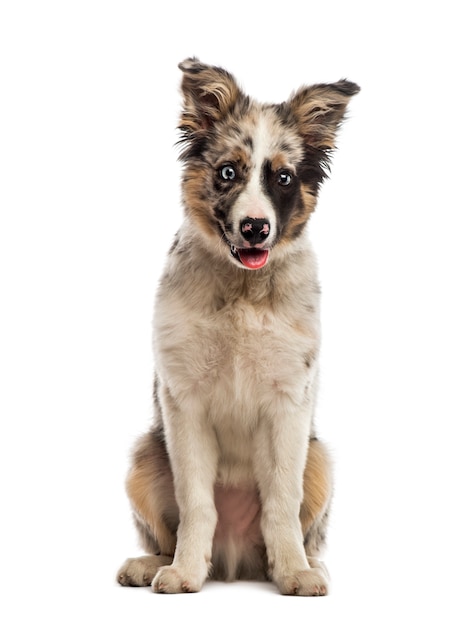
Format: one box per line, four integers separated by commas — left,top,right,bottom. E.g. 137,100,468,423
177,58,359,270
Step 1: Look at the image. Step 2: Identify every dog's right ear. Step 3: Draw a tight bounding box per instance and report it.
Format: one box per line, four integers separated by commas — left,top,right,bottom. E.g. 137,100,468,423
178,57,242,134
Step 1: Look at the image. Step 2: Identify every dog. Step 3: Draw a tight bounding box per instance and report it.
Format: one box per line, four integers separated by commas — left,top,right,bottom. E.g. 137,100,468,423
117,58,359,595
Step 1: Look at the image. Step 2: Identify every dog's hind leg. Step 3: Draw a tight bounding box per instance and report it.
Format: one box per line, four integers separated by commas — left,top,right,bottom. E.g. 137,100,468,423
300,437,333,587
117,429,178,587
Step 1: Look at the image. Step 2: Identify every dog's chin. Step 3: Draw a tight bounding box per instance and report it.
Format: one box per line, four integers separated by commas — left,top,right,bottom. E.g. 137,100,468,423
219,227,270,270
230,245,270,270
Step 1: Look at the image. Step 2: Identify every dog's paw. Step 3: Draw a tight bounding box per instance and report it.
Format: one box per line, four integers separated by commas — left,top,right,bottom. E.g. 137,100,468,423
151,565,205,594
117,555,172,587
276,564,329,596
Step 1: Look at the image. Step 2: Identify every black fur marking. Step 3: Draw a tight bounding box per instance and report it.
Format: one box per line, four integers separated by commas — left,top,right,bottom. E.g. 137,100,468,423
262,159,301,234
298,145,331,194
330,79,361,97
304,351,316,368
177,130,209,162
213,205,226,221
243,135,254,150
213,187,242,221
168,233,181,255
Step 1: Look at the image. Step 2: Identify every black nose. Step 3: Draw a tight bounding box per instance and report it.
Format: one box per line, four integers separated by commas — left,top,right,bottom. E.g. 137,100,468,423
240,218,270,245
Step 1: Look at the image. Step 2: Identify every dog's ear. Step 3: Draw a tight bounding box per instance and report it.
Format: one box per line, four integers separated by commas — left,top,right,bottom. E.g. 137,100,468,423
288,80,360,151
178,57,242,133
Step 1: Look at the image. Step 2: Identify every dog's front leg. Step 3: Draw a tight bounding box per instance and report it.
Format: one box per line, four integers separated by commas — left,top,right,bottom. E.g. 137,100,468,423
152,390,218,594
255,398,328,596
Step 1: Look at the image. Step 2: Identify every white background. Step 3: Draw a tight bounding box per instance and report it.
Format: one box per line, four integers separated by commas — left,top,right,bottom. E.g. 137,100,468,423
1,1,471,624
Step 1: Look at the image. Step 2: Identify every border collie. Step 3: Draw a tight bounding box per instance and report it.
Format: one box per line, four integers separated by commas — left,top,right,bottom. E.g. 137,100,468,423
117,58,359,595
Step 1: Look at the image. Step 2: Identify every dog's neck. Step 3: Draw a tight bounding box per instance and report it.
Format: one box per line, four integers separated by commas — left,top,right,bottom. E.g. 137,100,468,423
164,223,317,313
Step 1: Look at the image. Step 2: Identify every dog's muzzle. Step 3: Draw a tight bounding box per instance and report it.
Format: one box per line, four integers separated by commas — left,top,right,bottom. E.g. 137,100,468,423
226,217,271,270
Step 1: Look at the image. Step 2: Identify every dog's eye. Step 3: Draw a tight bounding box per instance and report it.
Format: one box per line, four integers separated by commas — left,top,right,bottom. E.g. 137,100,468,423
277,171,293,186
219,164,237,181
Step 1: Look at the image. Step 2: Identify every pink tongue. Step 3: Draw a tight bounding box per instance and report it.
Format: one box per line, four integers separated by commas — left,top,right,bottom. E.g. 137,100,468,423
238,248,269,269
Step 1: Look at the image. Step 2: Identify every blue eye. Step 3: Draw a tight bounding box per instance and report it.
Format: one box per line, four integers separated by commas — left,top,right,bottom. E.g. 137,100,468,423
220,164,236,181
277,170,293,186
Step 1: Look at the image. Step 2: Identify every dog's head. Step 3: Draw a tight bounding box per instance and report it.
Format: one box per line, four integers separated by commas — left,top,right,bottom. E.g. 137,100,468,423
177,58,359,270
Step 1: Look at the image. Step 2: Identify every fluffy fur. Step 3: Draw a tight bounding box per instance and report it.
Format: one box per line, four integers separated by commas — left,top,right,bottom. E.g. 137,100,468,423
117,58,359,595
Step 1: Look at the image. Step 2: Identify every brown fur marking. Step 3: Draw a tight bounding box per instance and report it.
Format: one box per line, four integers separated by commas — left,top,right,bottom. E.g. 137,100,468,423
126,432,178,556
300,439,332,535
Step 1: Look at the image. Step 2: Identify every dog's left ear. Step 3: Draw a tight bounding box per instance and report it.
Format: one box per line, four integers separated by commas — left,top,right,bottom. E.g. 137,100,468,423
288,80,360,150
178,57,242,133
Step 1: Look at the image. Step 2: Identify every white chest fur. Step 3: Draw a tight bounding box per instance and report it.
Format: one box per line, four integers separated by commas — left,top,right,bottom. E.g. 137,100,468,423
153,231,321,484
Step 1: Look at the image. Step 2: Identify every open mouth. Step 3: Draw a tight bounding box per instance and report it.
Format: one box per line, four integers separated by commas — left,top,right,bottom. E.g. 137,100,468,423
230,245,269,270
